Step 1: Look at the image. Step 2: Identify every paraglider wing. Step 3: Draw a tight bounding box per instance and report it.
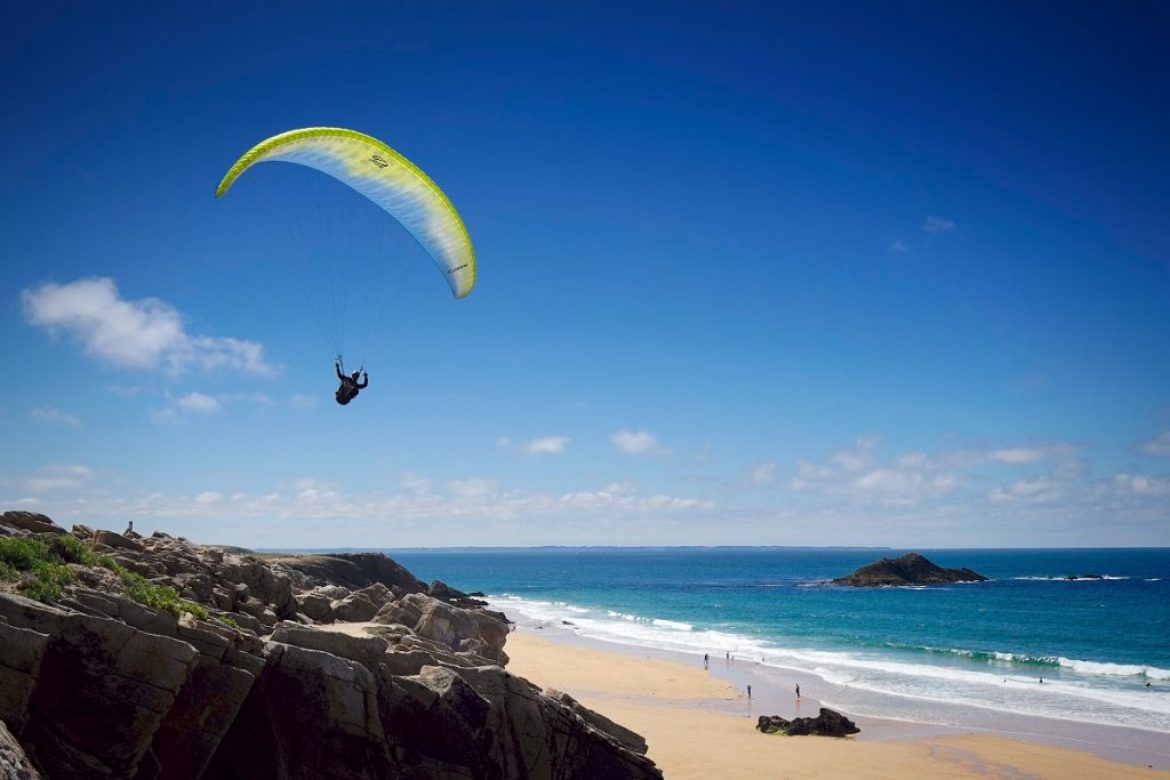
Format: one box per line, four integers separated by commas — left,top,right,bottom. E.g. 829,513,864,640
215,127,476,299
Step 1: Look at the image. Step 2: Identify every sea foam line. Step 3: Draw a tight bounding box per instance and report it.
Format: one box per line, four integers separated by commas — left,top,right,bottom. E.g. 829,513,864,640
490,593,1170,732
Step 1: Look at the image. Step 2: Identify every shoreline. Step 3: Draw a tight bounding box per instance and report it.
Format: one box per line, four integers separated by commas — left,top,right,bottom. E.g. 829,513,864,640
499,618,1170,776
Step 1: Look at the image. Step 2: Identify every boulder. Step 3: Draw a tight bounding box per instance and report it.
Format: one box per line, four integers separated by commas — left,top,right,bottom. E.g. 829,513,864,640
0,621,49,732
354,582,394,609
0,512,63,536
333,594,379,623
374,597,423,629
377,665,493,775
757,708,860,737
0,719,41,780
92,529,146,552
411,594,509,664
295,591,334,622
0,594,199,777
206,642,391,779
449,664,660,779
262,552,428,594
268,621,388,676
147,647,259,779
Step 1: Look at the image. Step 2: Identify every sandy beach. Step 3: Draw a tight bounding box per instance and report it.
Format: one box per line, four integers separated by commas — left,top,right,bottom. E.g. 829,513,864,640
503,628,1170,779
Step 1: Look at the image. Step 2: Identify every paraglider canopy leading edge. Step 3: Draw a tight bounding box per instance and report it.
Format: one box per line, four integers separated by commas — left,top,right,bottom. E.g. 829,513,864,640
215,126,476,299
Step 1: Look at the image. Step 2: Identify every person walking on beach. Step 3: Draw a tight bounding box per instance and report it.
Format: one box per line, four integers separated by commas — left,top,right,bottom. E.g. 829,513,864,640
703,653,709,670
747,684,752,700
795,683,801,699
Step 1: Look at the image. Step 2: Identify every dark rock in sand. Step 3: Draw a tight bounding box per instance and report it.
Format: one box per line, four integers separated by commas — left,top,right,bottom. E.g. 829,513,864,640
757,707,860,737
832,552,986,586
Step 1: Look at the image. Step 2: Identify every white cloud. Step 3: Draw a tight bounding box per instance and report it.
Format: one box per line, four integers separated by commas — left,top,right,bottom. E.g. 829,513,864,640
1113,474,1170,497
855,468,922,494
149,407,180,425
893,451,928,468
107,384,146,396
923,216,956,234
496,436,511,449
30,406,81,427
176,392,221,414
830,434,879,471
22,277,279,376
611,429,665,455
447,478,497,499
400,472,433,494
524,436,570,456
1136,431,1170,458
289,394,318,410
559,480,710,512
988,477,1065,503
784,436,962,505
294,477,339,503
23,464,92,493
889,240,909,254
746,461,778,485
788,460,834,490
602,480,638,496
988,447,1046,464
194,491,222,504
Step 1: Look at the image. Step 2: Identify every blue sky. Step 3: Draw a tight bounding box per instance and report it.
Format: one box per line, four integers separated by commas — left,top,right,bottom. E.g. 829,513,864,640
2,2,1168,548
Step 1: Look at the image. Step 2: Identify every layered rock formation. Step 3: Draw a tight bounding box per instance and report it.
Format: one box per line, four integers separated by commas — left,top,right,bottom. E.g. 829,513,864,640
832,552,986,586
0,511,660,779
756,708,859,737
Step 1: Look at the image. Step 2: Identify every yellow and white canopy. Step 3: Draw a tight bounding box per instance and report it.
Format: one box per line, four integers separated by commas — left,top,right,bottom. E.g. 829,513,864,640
216,127,476,299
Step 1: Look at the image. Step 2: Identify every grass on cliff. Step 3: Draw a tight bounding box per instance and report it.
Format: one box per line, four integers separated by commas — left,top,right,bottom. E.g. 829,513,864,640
0,534,207,619
0,537,74,601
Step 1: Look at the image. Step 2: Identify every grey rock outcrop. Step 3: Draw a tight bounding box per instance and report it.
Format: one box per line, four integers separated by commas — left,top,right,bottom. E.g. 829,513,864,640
377,592,509,665
0,512,62,536
0,720,40,780
0,512,660,779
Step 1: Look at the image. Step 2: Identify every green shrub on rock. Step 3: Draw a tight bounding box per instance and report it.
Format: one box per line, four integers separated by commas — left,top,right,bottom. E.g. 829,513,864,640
0,536,75,601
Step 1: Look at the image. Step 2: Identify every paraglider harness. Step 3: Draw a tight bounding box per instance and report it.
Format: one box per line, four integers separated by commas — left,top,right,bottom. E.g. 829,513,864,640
335,357,368,406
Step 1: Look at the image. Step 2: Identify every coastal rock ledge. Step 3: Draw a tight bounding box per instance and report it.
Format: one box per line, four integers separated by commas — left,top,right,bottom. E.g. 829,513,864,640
832,552,987,587
0,511,661,779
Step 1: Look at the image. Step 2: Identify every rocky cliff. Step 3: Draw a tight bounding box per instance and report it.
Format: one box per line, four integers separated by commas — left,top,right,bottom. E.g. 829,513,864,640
0,511,660,779
832,552,987,586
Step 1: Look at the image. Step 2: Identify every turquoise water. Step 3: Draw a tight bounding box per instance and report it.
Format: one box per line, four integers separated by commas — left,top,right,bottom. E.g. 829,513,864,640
387,547,1170,735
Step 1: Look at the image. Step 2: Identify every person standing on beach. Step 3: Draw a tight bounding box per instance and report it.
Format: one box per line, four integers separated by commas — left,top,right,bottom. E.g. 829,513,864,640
795,683,801,699
703,653,709,670
747,684,752,700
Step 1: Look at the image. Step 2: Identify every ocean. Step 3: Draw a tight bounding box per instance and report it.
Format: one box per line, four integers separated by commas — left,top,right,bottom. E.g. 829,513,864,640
386,547,1170,742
